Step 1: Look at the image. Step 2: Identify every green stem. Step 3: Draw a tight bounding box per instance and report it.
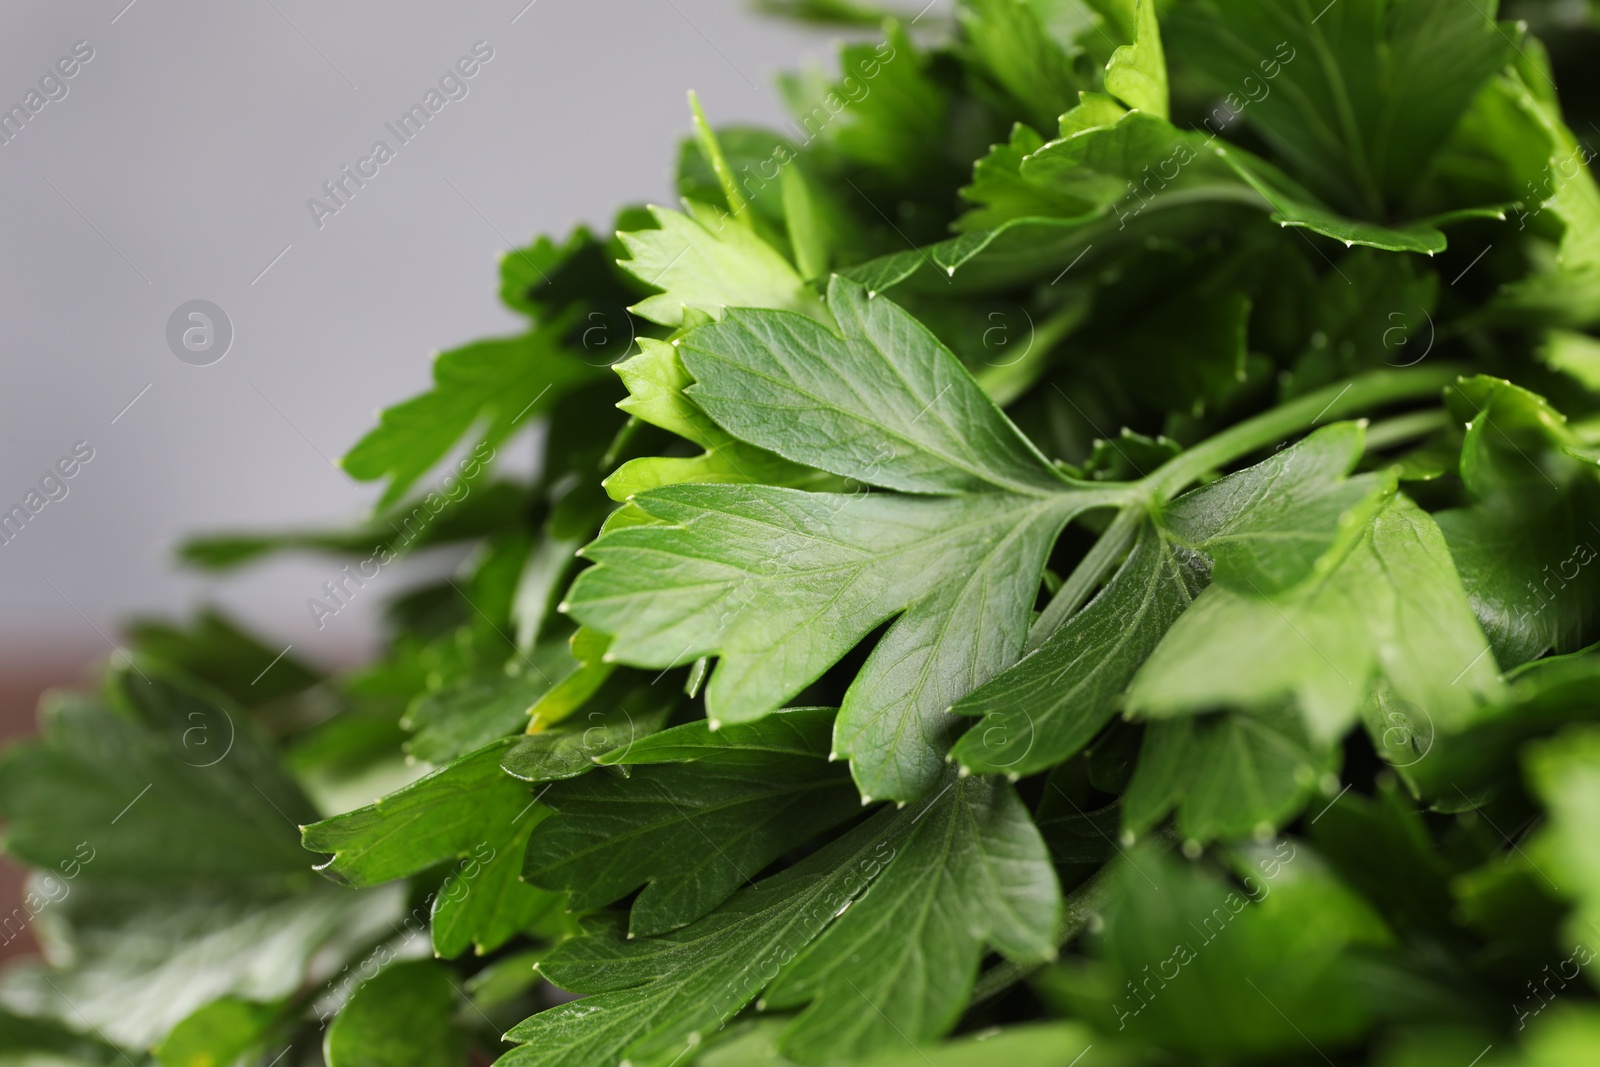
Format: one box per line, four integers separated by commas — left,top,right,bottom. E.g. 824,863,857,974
1362,408,1449,453
1027,505,1142,652
1140,365,1460,501
1029,367,1457,649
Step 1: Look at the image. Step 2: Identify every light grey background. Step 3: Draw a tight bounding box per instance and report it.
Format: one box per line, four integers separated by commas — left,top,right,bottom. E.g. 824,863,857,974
0,0,879,670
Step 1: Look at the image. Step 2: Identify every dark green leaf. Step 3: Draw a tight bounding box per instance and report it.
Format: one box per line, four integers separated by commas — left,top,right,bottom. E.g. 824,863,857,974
764,773,1059,1061
502,685,673,783
301,739,533,888
1167,0,1510,216
402,638,582,764
0,668,315,881
1040,842,1393,1060
124,610,320,707
523,709,860,936
501,802,923,1067
1122,704,1336,842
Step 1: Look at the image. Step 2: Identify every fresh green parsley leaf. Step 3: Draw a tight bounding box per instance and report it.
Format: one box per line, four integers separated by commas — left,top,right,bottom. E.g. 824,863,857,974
1104,0,1167,119
324,960,465,1067
1128,490,1503,741
0,881,405,1051
342,323,601,511
0,668,315,881
569,278,1124,800
618,204,821,328
501,802,918,1067
954,422,1380,778
301,739,533,888
1122,704,1336,843
1166,0,1510,217
522,708,860,936
764,773,1060,1061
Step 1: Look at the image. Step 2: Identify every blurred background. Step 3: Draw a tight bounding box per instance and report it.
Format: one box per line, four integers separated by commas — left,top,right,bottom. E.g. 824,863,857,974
0,0,870,957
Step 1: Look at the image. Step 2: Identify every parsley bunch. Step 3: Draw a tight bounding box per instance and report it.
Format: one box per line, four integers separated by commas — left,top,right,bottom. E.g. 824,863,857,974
6,1,1600,1064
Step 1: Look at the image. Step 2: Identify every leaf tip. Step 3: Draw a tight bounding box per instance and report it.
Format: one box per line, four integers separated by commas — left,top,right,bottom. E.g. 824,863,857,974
860,794,874,806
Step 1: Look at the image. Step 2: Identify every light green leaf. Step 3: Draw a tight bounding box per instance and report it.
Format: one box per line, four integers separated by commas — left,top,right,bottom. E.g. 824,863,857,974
153,998,276,1067
957,122,1103,234
1104,0,1166,118
1482,54,1600,270
679,276,1072,495
1525,726,1600,953
527,627,619,730
1129,491,1503,740
1078,0,1134,41
604,337,825,501
1513,1009,1600,1067
618,204,821,327
688,91,752,220
851,1022,1110,1067
1161,421,1391,595
567,485,1098,801
1041,843,1392,1060
324,961,464,1067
